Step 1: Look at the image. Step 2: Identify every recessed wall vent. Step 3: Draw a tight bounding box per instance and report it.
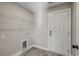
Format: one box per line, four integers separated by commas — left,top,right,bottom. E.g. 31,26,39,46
22,40,27,49
21,39,28,50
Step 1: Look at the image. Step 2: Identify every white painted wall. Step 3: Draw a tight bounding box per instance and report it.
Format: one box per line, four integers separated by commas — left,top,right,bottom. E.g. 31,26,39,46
0,2,34,56
33,3,48,49
18,2,49,49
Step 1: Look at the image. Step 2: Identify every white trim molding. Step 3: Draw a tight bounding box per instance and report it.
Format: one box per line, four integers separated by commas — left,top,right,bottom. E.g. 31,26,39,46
12,45,34,56
12,45,49,56
34,45,49,51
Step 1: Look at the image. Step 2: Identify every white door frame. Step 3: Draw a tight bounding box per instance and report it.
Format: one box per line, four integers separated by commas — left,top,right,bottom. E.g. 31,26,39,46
48,8,72,56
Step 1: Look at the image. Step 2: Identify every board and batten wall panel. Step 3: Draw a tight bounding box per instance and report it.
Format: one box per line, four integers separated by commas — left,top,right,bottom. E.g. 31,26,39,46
0,2,34,56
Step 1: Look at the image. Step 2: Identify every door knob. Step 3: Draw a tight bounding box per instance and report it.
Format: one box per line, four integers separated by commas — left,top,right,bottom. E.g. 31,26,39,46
49,31,52,33
49,33,52,36
49,31,52,36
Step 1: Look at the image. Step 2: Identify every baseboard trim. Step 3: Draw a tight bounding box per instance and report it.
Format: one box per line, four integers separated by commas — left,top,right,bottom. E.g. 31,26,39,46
12,45,72,56
12,45,34,56
34,45,49,51
12,50,22,56
12,45,48,56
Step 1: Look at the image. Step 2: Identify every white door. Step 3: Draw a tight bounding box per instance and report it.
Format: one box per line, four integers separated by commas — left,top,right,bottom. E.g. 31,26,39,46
48,8,71,55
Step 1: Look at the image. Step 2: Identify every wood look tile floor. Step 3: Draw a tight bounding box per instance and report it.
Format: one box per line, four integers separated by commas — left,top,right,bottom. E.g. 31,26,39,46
21,47,63,56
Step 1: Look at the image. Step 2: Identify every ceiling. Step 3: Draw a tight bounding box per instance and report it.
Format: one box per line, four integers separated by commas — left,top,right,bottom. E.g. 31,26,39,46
48,2,67,7
17,2,67,12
